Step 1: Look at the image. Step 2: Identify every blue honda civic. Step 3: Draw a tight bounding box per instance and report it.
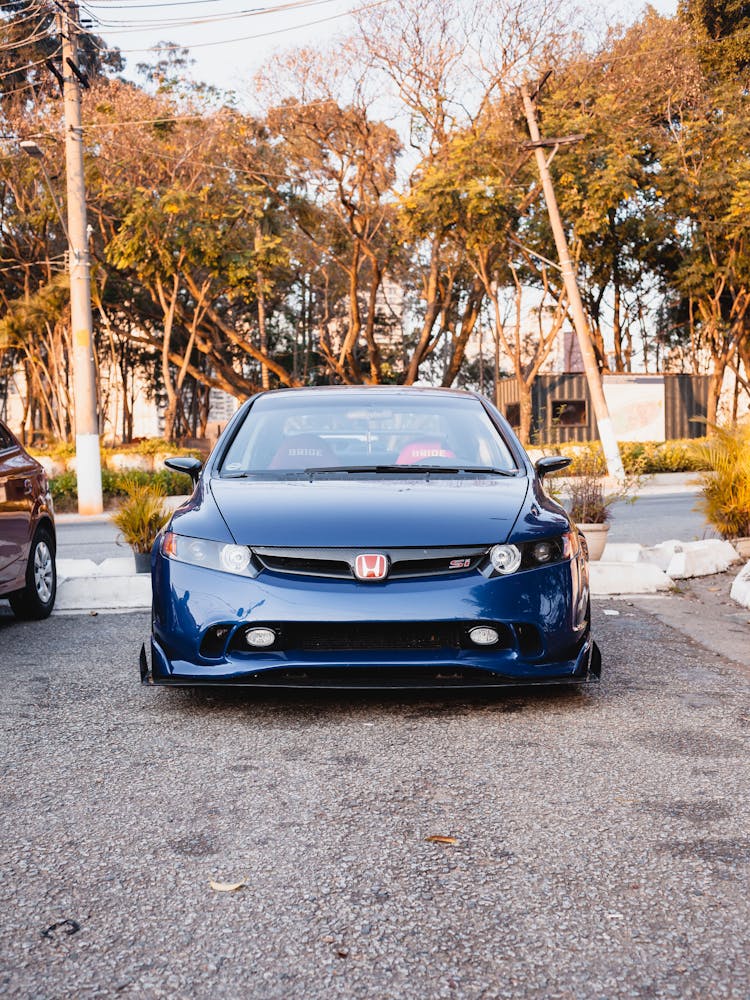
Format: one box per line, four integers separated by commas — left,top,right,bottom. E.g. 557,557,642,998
140,386,600,689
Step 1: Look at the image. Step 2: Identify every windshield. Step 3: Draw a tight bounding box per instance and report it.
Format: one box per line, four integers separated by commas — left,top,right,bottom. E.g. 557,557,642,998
219,392,519,476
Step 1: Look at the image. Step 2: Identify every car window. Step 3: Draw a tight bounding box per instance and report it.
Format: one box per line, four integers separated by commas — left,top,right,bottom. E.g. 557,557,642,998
0,423,16,452
220,394,518,475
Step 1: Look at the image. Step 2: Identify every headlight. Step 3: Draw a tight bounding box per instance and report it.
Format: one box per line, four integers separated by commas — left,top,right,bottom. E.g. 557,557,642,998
161,531,259,577
484,533,575,577
489,544,522,575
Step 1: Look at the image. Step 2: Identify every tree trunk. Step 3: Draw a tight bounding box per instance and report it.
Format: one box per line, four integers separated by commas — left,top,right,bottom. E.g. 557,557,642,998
612,273,624,373
255,224,270,391
163,398,179,443
362,259,383,383
706,359,725,431
404,242,441,385
518,379,533,446
441,279,484,387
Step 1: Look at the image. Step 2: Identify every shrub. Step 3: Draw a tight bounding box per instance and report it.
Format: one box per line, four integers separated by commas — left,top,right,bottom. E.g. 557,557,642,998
110,478,170,554
692,423,750,539
49,469,192,511
565,450,612,524
539,438,711,475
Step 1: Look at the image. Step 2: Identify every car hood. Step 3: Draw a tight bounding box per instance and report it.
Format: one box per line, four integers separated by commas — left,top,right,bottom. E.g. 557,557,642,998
207,476,529,548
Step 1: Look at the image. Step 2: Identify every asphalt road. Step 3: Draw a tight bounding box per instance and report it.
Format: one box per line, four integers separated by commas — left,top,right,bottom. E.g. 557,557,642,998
607,493,716,546
1,607,749,998
56,493,711,564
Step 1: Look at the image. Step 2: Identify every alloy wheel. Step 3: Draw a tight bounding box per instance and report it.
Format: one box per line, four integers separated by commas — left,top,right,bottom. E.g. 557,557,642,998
34,541,54,603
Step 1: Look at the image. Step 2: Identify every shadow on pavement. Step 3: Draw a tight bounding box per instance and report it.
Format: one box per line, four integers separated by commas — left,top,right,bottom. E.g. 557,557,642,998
150,679,596,719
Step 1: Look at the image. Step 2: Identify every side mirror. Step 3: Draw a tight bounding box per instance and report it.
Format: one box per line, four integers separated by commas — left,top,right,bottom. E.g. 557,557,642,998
534,455,572,479
164,456,203,485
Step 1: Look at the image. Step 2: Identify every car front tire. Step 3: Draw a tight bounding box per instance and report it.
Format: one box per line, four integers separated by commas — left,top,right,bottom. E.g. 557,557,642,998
9,527,56,620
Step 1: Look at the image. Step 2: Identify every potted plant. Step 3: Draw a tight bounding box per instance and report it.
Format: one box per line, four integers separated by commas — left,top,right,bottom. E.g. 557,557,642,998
555,448,633,561
693,421,750,558
111,477,170,572
566,470,612,560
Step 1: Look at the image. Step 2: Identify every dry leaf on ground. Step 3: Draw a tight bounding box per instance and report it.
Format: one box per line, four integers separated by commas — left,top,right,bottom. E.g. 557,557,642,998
209,879,247,892
425,835,458,845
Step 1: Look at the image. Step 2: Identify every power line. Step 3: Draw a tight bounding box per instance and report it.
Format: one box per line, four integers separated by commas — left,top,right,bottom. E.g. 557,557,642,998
83,0,228,8
0,4,53,30
0,48,60,79
80,0,337,30
84,112,212,127
78,0,391,53
96,130,290,182
0,24,55,52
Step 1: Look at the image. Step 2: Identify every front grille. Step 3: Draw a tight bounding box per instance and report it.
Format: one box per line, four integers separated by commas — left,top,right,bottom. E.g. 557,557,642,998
229,620,515,654
292,622,462,651
252,546,487,580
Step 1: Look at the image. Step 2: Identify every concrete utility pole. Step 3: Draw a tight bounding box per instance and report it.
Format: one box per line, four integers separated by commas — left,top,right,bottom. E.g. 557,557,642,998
60,0,103,514
521,83,625,481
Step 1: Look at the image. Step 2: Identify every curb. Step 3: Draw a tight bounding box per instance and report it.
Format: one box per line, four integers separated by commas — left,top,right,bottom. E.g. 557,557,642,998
731,561,750,610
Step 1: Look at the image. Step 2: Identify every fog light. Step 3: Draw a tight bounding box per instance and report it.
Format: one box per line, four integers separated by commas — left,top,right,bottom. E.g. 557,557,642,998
245,627,276,648
469,626,500,646
532,540,554,563
489,544,522,575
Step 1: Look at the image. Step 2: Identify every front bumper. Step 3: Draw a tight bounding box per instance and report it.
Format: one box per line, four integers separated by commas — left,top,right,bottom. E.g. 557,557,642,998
141,553,597,689
140,634,601,689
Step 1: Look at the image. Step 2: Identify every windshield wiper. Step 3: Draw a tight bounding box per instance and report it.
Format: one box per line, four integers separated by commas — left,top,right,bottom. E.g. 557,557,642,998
304,465,519,476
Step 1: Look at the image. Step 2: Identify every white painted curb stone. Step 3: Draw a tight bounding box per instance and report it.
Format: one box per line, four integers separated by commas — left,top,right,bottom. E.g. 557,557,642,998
589,561,673,595
56,557,134,580
730,561,750,610
601,543,644,563
665,539,741,579
639,540,684,572
56,558,100,581
97,557,138,577
56,574,151,611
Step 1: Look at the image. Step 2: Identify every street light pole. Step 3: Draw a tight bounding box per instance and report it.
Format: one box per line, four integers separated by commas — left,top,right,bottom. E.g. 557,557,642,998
59,0,103,514
521,83,625,481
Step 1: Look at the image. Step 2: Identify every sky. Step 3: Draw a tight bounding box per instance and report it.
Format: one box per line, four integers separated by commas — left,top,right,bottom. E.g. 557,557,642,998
82,0,372,98
81,0,679,101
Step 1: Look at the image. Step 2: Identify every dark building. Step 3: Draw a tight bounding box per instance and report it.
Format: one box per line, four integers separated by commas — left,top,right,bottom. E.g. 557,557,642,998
496,373,710,443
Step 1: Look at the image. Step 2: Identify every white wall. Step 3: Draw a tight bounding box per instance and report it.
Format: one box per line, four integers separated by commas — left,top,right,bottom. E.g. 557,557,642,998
603,375,666,441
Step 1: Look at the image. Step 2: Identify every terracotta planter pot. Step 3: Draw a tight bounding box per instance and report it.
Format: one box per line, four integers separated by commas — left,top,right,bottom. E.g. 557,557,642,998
578,523,610,561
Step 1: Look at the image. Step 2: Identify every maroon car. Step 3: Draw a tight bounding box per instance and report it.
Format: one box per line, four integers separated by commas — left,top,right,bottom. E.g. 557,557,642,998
0,420,56,618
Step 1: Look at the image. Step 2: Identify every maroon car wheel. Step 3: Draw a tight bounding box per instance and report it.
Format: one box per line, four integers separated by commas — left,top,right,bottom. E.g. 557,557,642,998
9,526,56,620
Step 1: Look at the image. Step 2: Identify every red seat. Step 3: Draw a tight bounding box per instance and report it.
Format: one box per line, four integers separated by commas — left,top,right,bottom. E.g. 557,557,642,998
395,440,456,465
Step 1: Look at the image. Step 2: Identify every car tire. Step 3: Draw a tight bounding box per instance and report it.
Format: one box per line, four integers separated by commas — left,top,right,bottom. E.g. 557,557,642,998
9,526,56,620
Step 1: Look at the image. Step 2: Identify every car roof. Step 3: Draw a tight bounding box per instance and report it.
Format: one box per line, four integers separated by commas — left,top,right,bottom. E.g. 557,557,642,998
256,385,479,401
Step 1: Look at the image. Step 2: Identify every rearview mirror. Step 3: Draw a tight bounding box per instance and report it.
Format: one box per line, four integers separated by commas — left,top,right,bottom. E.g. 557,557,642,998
534,455,572,479
164,456,203,485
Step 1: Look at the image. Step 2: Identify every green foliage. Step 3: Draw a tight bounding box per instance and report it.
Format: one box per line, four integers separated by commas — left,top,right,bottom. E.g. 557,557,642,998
562,450,615,524
540,439,711,475
110,478,170,555
0,276,69,349
679,0,750,74
50,469,192,512
49,471,78,510
112,438,202,458
692,422,750,538
29,441,77,461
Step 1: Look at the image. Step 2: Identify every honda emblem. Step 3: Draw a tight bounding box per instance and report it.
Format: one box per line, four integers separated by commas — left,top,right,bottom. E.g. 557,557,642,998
354,553,389,581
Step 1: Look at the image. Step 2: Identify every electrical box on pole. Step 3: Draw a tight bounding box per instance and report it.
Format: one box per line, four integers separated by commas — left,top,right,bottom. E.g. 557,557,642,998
521,83,625,481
